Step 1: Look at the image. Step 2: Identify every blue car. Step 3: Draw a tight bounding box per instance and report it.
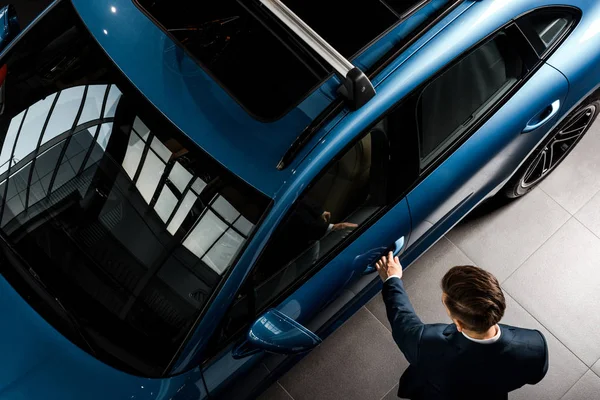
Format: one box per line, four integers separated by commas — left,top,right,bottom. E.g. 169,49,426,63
0,0,597,398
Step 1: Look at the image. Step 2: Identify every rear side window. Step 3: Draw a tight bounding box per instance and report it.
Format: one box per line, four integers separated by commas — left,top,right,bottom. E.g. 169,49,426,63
416,31,525,167
517,9,576,55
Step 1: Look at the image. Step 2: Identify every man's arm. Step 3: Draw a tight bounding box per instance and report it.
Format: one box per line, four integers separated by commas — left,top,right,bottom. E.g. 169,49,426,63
383,278,424,364
376,253,424,365
528,330,549,385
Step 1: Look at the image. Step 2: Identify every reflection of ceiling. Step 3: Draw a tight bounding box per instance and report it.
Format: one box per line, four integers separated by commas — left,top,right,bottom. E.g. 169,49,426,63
0,84,121,176
0,83,254,283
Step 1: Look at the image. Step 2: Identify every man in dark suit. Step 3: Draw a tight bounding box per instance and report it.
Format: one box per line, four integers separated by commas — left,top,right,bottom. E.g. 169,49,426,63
375,252,548,400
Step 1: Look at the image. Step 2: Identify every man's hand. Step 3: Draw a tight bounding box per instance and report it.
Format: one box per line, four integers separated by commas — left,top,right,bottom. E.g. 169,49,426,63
321,211,331,224
331,222,358,231
375,251,403,282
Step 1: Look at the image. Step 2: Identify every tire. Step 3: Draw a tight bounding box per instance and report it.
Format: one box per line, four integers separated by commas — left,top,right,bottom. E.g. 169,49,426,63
503,97,600,198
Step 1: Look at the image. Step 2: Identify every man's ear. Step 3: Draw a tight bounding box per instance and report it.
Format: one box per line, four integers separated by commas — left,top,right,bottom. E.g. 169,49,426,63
454,319,464,332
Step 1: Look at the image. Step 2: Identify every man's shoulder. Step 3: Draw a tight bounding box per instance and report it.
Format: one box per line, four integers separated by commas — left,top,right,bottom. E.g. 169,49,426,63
420,323,456,342
500,324,547,352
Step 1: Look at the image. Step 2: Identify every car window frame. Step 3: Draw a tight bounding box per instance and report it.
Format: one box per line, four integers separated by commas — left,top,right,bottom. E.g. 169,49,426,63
411,22,538,176
244,20,544,318
200,13,580,365
515,6,581,59
200,111,420,363
415,30,527,170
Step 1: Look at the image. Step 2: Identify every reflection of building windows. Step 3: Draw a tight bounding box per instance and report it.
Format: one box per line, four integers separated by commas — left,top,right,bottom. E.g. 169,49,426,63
0,84,121,226
0,1,271,374
181,194,253,275
0,84,120,176
122,117,254,275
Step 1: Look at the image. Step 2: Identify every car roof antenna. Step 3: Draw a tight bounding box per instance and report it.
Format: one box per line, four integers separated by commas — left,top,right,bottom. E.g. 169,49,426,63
259,0,376,112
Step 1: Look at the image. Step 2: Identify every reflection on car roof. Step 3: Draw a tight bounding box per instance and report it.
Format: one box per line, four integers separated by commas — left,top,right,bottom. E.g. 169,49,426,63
134,0,432,121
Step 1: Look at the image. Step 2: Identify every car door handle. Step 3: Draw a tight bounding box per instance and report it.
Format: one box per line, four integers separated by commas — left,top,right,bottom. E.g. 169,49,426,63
523,100,561,133
363,236,405,275
391,236,405,255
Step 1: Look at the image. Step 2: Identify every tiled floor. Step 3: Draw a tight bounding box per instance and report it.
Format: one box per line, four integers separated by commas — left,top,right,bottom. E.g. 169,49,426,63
261,122,600,399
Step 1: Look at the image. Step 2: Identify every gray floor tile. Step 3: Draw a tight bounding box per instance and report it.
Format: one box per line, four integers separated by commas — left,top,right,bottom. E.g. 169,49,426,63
504,218,600,366
258,382,294,400
540,121,600,214
560,370,600,400
365,294,392,332
279,307,406,400
306,289,355,332
503,295,587,400
593,359,600,377
447,188,570,282
381,385,399,400
575,190,600,238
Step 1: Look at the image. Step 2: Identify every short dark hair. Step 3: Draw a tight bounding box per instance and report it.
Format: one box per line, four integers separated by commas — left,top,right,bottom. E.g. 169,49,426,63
441,265,506,333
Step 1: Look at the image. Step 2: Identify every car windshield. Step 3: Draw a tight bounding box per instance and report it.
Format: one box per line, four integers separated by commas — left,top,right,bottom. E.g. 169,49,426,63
0,1,269,376
134,0,429,120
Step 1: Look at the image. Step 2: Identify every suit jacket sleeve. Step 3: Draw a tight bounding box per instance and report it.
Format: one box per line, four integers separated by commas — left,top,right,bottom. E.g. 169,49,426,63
529,330,549,384
382,278,425,364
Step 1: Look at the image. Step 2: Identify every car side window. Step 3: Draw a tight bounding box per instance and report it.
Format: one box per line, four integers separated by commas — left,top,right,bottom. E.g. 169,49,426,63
416,31,526,168
205,112,419,356
252,126,393,310
517,9,576,55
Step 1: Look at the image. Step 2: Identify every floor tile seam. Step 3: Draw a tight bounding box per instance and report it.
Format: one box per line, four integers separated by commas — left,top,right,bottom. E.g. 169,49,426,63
571,185,600,216
443,235,477,265
499,215,573,285
276,381,296,400
538,186,576,217
501,289,590,369
559,368,591,400
364,304,393,334
379,384,397,400
540,179,600,217
572,213,600,244
315,305,371,349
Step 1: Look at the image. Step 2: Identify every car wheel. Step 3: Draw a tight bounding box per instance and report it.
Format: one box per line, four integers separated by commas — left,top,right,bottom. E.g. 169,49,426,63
503,97,600,198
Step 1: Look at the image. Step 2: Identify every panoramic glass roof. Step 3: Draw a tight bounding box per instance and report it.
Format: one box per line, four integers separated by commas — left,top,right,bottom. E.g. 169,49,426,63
135,0,428,120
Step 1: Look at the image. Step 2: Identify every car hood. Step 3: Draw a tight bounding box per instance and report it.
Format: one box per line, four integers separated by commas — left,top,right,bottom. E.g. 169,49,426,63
0,273,203,399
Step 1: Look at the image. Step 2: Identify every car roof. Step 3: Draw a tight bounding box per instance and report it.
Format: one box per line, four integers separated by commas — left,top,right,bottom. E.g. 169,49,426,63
70,0,457,197
133,0,429,121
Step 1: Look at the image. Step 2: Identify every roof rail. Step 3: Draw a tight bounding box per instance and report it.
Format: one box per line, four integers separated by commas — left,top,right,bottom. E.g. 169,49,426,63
259,0,376,112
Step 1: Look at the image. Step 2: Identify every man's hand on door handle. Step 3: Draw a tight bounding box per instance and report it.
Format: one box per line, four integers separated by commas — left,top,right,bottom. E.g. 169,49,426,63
375,251,403,282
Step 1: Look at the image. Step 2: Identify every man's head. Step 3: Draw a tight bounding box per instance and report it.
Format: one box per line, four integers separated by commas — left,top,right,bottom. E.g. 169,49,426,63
441,265,505,334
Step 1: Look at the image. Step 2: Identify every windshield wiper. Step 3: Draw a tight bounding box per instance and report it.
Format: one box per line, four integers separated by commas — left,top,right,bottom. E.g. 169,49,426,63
51,295,98,357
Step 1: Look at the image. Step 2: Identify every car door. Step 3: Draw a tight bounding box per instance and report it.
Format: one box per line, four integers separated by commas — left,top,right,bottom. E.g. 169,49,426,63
400,16,573,264
199,104,419,399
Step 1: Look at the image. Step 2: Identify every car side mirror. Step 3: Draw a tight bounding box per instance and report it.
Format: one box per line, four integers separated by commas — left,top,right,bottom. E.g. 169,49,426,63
232,309,322,359
0,5,20,53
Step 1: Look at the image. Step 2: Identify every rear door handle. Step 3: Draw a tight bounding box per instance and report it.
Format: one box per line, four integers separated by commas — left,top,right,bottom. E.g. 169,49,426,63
363,236,405,275
523,100,560,133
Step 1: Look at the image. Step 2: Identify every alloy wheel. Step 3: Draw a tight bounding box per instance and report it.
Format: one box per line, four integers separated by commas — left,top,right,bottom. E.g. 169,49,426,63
520,104,597,188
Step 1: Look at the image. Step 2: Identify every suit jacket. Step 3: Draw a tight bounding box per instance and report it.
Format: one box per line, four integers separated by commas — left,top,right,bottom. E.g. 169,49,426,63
382,278,549,400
